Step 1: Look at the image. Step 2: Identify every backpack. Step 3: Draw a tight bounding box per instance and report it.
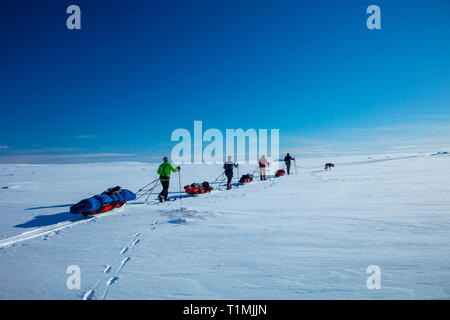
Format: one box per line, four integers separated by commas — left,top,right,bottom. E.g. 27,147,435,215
101,186,122,196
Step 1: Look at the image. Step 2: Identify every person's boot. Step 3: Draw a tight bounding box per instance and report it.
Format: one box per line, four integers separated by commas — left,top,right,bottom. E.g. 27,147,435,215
264,175,266,180
260,175,263,180
158,195,163,203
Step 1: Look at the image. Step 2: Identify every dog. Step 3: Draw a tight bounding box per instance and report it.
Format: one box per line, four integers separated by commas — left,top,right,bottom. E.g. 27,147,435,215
324,163,334,171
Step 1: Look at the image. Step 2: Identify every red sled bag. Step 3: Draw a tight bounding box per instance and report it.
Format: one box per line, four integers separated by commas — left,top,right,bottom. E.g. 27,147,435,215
184,184,200,195
184,182,213,195
275,169,285,177
239,174,254,183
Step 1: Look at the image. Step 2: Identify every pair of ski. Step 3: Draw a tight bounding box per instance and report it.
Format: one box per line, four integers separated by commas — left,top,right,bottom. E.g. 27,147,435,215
158,195,178,203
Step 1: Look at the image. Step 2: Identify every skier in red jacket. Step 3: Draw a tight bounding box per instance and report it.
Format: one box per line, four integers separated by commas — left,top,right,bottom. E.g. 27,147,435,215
259,155,269,180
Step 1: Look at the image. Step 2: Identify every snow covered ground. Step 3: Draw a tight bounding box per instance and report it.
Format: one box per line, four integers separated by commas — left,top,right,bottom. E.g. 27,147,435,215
0,152,449,299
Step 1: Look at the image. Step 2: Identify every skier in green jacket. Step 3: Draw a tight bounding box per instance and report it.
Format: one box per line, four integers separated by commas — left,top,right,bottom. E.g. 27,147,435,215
157,156,180,202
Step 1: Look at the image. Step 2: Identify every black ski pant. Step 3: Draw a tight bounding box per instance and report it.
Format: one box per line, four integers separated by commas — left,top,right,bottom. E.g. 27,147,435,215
286,162,291,175
159,180,170,200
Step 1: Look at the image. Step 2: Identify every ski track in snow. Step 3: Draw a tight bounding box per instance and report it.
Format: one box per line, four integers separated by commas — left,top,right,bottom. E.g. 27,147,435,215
0,206,127,249
0,219,85,249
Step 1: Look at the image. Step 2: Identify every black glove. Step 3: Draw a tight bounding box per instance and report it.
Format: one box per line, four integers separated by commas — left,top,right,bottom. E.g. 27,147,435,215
236,163,239,167
177,166,181,171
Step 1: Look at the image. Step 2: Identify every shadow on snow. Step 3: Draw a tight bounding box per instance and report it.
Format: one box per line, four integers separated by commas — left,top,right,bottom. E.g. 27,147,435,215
14,212,84,229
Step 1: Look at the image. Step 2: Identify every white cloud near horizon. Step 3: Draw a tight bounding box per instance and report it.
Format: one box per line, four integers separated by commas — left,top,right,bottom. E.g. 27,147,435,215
0,153,136,164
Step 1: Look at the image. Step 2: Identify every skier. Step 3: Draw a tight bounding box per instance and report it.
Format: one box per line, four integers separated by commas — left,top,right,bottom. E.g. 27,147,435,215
259,155,270,180
223,156,238,190
157,156,180,202
284,153,295,175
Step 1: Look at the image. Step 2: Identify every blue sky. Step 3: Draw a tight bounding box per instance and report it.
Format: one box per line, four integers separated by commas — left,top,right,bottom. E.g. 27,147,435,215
0,0,449,163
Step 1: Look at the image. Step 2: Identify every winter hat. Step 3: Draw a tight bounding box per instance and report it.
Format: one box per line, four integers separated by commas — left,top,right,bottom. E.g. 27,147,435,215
163,156,168,162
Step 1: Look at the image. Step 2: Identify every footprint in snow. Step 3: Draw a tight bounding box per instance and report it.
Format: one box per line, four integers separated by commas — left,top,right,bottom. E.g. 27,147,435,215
131,239,140,248
82,289,96,300
117,257,130,272
82,280,102,300
106,276,120,286
42,231,60,241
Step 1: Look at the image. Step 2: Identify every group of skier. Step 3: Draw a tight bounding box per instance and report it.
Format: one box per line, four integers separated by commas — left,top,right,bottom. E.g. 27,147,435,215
156,153,296,202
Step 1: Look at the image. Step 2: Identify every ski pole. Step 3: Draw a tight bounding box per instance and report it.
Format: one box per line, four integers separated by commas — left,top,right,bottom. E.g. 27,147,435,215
142,179,161,203
135,178,160,201
136,177,159,194
213,171,225,185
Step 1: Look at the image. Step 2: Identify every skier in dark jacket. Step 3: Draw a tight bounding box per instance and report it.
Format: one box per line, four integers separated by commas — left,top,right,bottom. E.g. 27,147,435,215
223,156,238,190
157,156,180,202
284,153,295,175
